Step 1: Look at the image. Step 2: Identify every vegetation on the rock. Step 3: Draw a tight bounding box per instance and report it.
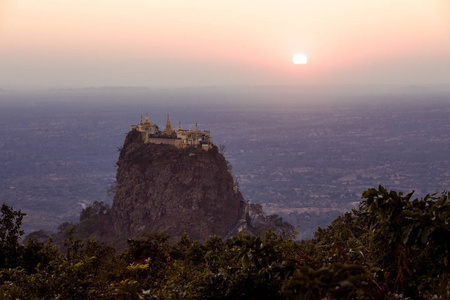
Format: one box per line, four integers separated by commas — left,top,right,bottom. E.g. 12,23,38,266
1,186,449,299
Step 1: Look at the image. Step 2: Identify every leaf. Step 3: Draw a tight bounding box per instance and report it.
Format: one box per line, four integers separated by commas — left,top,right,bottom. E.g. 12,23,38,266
401,224,414,244
242,254,249,270
420,226,434,245
338,280,354,288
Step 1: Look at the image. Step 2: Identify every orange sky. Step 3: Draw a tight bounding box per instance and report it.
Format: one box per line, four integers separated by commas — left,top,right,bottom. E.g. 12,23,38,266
0,0,449,89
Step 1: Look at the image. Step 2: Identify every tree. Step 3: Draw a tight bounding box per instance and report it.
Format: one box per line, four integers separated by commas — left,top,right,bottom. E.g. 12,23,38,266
360,186,450,297
0,187,448,299
0,203,25,268
219,144,226,155
79,201,110,221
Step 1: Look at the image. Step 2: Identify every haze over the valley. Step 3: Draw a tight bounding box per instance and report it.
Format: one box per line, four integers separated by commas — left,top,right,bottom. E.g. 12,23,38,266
0,88,448,238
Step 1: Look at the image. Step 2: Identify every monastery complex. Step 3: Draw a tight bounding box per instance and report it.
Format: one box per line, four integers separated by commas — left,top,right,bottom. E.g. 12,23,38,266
131,114,214,150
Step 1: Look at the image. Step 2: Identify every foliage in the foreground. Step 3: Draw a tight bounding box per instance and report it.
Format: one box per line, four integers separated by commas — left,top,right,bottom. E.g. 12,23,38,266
0,186,449,299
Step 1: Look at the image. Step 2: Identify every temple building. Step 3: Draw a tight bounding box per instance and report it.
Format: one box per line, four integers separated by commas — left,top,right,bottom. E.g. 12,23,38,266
131,113,213,150
131,113,159,134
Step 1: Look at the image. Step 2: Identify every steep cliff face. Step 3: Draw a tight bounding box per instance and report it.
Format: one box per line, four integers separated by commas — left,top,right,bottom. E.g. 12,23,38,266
111,130,245,240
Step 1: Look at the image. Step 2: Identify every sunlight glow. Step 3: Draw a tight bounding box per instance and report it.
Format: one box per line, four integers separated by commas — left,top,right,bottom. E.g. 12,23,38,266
293,53,307,65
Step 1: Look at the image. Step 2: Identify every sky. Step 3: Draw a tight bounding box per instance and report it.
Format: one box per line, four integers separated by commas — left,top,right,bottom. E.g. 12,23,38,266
0,0,449,89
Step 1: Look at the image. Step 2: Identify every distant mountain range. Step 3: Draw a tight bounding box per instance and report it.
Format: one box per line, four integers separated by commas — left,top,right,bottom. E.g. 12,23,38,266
43,84,450,95
49,86,151,92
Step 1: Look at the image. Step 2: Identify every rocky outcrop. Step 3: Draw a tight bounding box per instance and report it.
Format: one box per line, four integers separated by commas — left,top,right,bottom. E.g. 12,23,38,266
110,130,246,240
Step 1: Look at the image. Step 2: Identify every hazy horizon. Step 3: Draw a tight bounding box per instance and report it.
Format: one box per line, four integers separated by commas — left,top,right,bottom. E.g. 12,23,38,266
2,84,450,110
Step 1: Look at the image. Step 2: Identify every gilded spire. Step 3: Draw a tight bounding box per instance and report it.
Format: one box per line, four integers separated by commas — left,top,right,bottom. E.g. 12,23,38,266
140,115,143,125
144,113,151,126
164,114,173,135
178,121,182,131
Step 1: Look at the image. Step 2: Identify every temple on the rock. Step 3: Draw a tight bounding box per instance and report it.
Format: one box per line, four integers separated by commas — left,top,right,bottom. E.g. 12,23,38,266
131,113,214,150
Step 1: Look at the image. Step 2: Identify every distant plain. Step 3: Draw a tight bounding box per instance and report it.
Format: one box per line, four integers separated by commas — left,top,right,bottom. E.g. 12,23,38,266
0,86,448,238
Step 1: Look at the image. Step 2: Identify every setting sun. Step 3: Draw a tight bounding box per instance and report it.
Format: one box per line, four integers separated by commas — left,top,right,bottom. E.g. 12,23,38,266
293,53,308,65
